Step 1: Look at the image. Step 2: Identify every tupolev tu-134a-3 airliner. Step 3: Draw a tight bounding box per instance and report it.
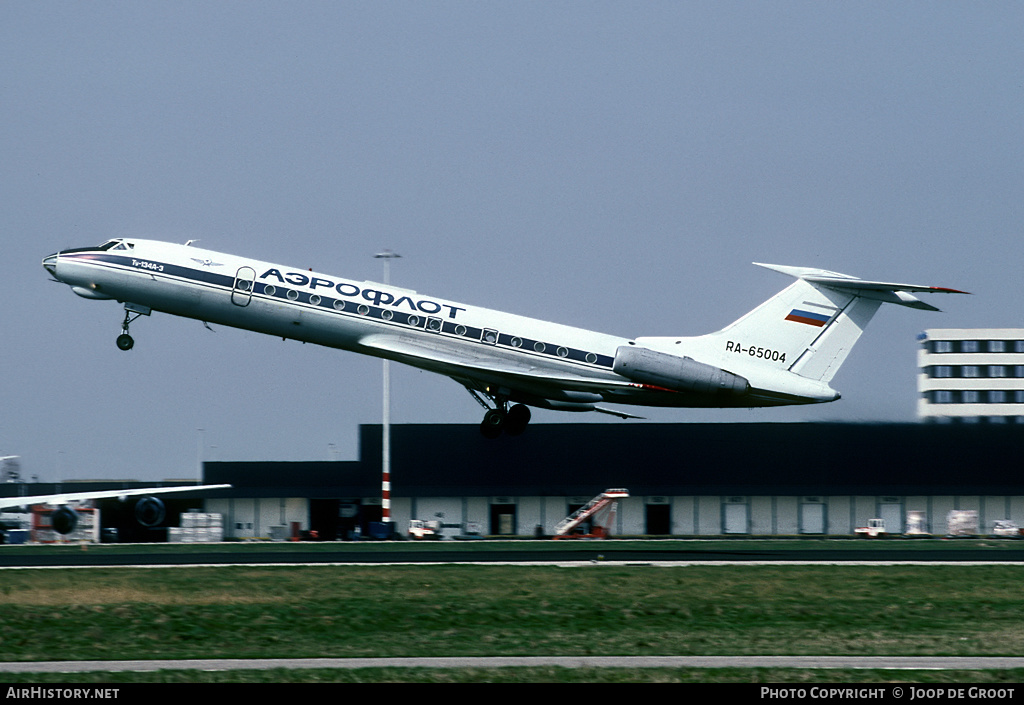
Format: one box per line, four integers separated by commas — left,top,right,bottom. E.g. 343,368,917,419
43,239,966,437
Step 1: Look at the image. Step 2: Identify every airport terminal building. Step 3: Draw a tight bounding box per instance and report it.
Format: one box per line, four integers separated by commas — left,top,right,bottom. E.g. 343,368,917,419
10,328,1024,542
918,328,1024,423
202,422,1024,539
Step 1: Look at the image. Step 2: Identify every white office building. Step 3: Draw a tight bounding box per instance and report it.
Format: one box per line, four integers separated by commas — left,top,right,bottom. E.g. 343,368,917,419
918,328,1024,423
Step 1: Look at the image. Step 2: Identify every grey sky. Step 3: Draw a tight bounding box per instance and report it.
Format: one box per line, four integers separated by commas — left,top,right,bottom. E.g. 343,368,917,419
2,2,1020,481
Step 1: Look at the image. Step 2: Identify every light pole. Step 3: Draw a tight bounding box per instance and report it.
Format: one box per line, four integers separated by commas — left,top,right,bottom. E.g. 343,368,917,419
196,428,205,484
373,250,401,533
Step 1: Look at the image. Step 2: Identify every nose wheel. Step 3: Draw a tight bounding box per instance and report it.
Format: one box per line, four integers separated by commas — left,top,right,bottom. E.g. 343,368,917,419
115,303,151,351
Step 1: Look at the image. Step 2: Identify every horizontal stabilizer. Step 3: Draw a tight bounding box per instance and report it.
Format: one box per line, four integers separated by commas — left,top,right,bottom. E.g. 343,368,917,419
754,263,969,311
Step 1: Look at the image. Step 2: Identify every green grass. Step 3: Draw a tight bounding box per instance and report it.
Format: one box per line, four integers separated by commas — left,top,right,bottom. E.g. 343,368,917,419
4,560,1024,682
4,564,1024,660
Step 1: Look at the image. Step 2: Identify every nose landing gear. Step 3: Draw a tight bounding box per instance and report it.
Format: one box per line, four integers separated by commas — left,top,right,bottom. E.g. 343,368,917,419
116,303,151,351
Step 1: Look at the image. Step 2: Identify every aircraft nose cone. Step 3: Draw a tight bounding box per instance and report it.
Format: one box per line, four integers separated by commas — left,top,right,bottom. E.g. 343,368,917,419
42,252,58,278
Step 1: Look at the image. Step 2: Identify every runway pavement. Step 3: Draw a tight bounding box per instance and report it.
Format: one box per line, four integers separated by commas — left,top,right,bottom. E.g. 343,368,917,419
4,656,1024,673
3,543,1024,567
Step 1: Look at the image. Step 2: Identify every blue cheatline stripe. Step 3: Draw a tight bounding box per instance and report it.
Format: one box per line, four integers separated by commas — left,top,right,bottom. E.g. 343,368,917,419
62,252,616,369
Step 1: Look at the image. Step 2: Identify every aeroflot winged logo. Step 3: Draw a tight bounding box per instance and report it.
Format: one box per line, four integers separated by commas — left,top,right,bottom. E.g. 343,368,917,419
191,258,224,267
258,268,467,319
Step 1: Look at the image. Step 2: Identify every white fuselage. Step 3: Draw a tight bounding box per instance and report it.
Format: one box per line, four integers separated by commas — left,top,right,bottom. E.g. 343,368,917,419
44,238,844,412
45,240,649,403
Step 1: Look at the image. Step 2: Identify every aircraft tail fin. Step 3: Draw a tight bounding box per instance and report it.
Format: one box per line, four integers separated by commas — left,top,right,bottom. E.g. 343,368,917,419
712,263,968,383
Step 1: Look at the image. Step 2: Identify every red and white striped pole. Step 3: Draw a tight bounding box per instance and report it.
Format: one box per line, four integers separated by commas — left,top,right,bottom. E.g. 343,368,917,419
374,250,400,531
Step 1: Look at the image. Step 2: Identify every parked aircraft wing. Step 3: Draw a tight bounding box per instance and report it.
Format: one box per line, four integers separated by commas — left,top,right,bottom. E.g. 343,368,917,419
0,484,232,511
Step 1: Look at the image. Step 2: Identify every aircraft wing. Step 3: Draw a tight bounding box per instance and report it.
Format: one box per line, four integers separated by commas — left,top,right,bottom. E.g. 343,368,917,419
359,334,625,392
0,484,231,511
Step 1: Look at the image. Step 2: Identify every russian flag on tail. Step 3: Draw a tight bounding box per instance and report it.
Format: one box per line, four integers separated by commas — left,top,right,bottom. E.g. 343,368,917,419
785,308,830,327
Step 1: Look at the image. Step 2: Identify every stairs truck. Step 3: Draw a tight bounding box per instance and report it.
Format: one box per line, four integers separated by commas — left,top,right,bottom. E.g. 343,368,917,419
553,488,628,539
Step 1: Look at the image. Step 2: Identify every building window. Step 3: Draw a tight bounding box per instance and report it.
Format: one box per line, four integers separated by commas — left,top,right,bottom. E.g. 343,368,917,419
989,391,1007,403
962,365,981,378
1015,341,1024,353
930,365,954,378
961,340,981,353
933,340,954,353
962,390,980,403
989,365,1007,378
988,340,1007,352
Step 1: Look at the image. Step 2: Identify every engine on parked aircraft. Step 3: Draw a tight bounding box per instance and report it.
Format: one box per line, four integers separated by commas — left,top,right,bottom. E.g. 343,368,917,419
134,497,166,527
613,345,749,395
50,506,79,535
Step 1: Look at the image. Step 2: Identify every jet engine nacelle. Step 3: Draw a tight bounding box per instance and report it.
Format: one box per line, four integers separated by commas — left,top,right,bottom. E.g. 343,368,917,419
613,345,749,395
134,497,166,527
50,506,79,535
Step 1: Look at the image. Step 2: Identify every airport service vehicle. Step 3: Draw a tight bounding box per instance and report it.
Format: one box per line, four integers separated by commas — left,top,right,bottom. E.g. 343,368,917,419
554,488,629,539
991,520,1021,538
408,519,442,540
43,239,965,436
854,518,887,538
856,520,888,536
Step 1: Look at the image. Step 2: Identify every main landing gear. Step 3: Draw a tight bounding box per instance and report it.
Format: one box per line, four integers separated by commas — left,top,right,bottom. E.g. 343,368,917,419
480,403,531,439
115,303,151,351
465,387,531,438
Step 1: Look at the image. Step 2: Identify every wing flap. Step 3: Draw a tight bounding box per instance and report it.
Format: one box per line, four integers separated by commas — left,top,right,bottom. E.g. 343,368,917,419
359,334,625,392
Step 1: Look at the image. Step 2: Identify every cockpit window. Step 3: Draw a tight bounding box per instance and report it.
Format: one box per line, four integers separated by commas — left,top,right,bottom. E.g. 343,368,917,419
98,239,134,251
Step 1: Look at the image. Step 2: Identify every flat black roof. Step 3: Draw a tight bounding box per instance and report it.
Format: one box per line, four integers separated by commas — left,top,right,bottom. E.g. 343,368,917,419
204,423,1024,497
